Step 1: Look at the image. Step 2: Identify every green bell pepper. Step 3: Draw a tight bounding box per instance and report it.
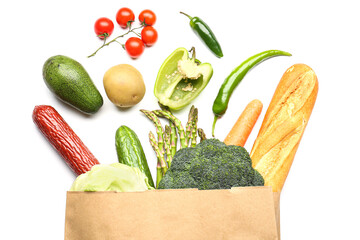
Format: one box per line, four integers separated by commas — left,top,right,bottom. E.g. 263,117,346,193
154,47,213,110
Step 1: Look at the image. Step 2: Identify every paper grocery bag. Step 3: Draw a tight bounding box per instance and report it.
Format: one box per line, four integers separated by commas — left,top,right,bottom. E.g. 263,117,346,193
65,186,280,240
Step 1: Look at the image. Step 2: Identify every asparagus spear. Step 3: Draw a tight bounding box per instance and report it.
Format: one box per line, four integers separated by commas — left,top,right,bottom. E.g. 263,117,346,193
148,132,163,187
149,131,167,176
170,121,177,157
198,128,207,142
155,162,162,188
190,108,199,147
164,125,173,167
185,105,196,142
158,102,177,157
141,109,166,159
153,110,187,149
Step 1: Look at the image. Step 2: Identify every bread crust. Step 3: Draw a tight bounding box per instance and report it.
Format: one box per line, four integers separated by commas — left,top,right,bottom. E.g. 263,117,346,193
250,64,318,192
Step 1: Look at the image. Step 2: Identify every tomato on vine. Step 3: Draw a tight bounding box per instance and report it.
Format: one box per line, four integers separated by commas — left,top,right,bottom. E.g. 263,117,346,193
139,9,156,26
116,7,135,29
94,17,114,39
89,8,159,59
141,26,158,47
125,37,145,58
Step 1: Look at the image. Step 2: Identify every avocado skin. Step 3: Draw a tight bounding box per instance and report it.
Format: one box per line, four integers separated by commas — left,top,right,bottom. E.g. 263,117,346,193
42,55,103,114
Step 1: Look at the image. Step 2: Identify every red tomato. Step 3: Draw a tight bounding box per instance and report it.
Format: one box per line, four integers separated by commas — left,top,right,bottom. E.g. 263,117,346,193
141,26,158,47
139,9,156,26
116,7,135,29
94,17,114,39
125,37,145,58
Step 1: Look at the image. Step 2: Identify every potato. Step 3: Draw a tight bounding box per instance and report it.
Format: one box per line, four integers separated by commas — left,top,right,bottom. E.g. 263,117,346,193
103,64,146,108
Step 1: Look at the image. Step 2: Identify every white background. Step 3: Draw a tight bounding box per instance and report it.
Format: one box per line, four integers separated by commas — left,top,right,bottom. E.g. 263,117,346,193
1,0,359,239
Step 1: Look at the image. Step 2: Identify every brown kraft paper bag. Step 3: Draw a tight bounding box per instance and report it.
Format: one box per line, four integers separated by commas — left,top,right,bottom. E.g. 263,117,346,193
65,186,280,240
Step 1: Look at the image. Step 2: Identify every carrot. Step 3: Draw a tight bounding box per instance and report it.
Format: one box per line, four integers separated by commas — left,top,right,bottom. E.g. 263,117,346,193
224,99,263,147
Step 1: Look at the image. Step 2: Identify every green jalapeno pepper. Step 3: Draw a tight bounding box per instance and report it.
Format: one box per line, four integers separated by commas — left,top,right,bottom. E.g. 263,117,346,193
212,50,292,136
180,12,223,58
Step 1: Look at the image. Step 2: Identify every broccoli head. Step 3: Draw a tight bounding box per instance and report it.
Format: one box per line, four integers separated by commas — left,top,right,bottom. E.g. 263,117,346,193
158,138,264,190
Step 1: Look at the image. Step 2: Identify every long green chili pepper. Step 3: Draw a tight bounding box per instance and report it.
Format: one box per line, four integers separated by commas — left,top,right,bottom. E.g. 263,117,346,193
180,12,223,58
211,49,292,136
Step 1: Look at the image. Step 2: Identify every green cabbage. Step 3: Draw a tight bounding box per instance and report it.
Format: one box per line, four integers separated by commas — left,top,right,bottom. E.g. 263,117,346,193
70,163,154,192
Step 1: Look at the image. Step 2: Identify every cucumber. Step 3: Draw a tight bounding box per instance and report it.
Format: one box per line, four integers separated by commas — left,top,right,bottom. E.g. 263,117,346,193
42,55,103,114
115,125,155,188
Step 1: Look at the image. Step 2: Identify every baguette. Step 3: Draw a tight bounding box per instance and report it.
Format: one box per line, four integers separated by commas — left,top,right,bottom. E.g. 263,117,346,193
250,64,318,192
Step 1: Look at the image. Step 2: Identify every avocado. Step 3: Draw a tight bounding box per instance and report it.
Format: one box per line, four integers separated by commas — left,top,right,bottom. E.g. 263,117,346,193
42,55,103,114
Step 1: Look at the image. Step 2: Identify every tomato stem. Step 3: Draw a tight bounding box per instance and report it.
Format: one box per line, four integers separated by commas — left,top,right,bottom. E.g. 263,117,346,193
140,18,150,27
134,32,141,38
96,33,109,40
88,25,144,58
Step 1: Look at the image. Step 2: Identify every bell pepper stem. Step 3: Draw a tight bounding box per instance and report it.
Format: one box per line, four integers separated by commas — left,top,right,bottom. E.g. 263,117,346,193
189,47,196,61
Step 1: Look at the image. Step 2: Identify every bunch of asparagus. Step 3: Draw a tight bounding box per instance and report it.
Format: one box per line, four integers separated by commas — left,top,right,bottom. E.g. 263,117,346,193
140,105,206,187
